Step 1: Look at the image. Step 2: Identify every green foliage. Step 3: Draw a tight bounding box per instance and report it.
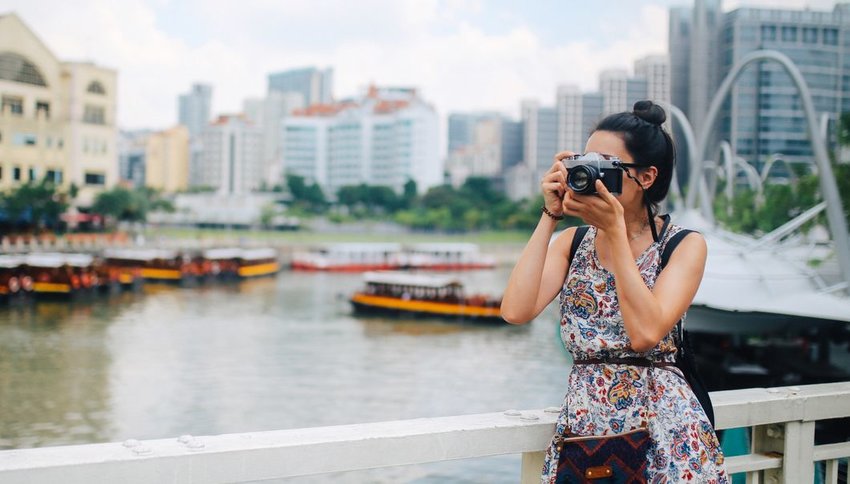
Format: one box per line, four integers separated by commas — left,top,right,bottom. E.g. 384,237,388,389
285,173,326,214
713,162,850,235
92,186,148,222
2,179,68,229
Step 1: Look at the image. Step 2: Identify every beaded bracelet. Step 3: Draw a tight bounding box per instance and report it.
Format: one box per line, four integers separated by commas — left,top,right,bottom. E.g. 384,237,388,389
541,206,564,221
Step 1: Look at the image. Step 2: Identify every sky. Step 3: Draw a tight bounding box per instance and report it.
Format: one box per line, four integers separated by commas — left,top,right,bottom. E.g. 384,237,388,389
2,0,840,130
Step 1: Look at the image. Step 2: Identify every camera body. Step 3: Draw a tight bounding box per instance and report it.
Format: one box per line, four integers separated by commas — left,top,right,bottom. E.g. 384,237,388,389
562,152,623,195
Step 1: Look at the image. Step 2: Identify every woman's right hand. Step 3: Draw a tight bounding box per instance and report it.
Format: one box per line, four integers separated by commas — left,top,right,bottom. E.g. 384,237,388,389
541,151,573,216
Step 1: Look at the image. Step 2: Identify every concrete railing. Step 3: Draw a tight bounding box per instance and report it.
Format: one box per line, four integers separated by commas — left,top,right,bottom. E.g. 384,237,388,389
0,382,848,483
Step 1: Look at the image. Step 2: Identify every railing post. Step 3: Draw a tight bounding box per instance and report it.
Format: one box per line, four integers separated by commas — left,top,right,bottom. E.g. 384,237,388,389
824,459,838,484
751,424,784,483
782,421,815,484
751,421,816,484
520,451,545,484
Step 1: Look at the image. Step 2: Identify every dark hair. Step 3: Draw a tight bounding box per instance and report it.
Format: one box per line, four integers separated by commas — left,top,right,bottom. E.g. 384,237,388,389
594,100,675,213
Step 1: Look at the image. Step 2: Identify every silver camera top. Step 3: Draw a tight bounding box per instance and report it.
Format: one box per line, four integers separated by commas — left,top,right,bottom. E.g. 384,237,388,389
562,152,622,170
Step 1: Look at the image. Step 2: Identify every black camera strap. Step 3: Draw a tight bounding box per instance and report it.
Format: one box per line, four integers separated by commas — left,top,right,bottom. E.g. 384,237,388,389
618,164,659,242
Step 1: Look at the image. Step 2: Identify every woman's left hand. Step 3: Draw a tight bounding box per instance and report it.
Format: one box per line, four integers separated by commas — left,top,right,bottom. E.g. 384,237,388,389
562,180,626,236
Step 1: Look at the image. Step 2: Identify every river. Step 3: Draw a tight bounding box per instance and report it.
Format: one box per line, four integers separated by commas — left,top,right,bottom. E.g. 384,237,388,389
0,268,574,483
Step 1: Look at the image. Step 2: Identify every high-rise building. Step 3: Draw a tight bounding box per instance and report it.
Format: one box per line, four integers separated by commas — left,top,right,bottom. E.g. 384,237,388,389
0,13,118,207
268,67,333,106
689,0,723,135
600,69,651,115
281,86,440,195
146,125,189,193
242,91,305,184
178,83,212,138
635,55,672,112
721,5,850,167
194,115,263,195
671,1,850,168
446,112,522,186
669,6,693,118
556,85,605,153
118,130,151,187
522,100,558,182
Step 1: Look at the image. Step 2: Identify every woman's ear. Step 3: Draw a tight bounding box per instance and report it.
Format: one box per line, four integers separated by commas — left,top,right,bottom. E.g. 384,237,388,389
640,166,658,190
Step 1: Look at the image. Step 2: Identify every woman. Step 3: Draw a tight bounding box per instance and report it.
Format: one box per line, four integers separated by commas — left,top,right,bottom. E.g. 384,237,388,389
501,100,728,483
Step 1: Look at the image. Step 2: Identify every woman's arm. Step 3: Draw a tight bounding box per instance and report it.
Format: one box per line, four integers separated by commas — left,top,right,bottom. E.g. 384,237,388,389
501,157,576,325
605,228,706,352
501,222,575,324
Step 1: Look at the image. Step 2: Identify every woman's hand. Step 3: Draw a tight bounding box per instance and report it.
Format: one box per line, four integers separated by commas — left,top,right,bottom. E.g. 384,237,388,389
541,151,573,216
562,179,626,236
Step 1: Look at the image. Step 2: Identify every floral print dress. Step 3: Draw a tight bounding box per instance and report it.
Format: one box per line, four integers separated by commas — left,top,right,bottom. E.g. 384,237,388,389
541,224,729,483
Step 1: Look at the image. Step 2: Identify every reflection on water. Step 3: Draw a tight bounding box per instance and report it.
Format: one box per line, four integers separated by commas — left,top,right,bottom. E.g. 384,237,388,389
0,268,569,482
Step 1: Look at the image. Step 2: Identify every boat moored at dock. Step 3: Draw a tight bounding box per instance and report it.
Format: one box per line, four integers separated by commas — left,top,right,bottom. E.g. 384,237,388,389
24,254,82,296
236,248,280,278
350,271,503,322
100,249,196,284
0,255,31,300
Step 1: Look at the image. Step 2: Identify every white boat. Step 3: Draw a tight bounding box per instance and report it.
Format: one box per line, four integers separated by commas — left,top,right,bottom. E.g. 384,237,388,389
404,243,497,270
291,243,404,271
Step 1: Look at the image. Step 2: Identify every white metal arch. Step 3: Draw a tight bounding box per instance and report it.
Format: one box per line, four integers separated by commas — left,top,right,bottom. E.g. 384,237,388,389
687,49,850,292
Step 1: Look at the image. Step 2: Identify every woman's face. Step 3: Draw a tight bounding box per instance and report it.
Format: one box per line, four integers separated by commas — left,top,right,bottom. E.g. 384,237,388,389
582,130,656,209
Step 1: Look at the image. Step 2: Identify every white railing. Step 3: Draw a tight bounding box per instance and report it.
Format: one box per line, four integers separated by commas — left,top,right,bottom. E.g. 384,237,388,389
0,382,848,484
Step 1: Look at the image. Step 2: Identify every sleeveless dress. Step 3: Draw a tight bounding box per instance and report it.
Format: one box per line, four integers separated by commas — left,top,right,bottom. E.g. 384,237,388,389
541,223,729,483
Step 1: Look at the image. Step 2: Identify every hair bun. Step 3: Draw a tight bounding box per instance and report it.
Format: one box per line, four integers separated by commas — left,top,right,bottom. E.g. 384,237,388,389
633,100,666,126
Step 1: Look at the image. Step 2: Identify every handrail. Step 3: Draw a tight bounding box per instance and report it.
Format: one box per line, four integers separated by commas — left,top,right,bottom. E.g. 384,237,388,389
0,382,848,483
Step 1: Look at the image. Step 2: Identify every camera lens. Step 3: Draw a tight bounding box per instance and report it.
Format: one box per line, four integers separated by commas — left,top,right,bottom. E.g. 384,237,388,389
567,165,598,194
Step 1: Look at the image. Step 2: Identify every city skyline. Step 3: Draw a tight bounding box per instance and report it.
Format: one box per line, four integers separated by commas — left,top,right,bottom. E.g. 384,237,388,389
3,0,838,131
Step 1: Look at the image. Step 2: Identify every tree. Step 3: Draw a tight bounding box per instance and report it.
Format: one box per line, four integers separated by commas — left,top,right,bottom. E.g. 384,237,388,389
92,186,151,222
285,173,327,214
2,180,68,230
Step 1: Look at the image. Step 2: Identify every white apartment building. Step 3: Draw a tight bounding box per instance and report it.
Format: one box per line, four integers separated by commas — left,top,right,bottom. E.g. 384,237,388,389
281,86,440,195
0,13,118,206
195,115,263,195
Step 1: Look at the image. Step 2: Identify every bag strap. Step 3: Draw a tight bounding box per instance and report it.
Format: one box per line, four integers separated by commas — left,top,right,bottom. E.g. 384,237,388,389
568,226,589,268
661,228,695,270
659,228,696,345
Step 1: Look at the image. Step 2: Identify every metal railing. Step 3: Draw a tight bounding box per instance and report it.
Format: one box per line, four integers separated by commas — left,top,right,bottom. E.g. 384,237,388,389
0,382,848,483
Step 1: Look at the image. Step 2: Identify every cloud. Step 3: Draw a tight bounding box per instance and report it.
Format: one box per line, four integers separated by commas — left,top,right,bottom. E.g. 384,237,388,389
7,0,671,129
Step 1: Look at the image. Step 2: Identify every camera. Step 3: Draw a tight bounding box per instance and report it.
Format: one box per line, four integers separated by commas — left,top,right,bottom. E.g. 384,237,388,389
562,152,623,195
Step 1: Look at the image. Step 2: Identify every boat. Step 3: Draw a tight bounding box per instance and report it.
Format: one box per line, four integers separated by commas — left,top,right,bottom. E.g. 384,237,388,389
350,271,503,322
236,248,279,278
99,249,196,284
292,243,404,271
0,255,31,300
23,253,80,296
202,248,243,279
404,243,497,270
101,249,144,288
62,253,101,292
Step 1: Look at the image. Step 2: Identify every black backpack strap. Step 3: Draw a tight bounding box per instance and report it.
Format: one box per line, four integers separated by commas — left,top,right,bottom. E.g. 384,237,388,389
660,227,715,426
659,228,698,348
660,228,696,270
569,226,589,268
